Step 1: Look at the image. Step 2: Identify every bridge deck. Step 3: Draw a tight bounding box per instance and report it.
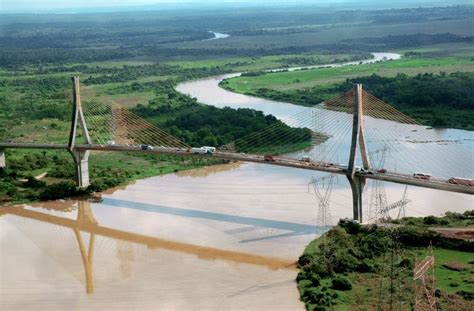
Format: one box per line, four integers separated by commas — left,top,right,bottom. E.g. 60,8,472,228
1,143,472,195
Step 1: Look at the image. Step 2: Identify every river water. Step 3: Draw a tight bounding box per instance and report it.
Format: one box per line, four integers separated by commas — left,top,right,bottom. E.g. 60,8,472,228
204,31,230,41
1,53,472,310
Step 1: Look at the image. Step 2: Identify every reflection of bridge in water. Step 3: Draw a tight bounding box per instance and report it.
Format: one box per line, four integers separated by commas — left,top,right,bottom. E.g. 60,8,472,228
2,201,300,294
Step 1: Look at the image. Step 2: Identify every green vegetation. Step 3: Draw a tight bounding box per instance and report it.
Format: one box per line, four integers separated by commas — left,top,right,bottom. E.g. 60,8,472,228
0,61,311,206
1,4,474,206
297,218,474,310
222,63,474,129
0,149,224,205
388,210,474,227
1,6,472,67
131,85,312,153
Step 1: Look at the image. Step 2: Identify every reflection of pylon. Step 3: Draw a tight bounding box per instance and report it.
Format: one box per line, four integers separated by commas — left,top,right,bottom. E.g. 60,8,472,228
414,243,437,311
309,175,335,237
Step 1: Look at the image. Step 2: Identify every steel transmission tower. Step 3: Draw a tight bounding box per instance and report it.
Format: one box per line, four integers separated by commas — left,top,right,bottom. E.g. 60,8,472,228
369,146,389,223
309,175,336,238
369,147,411,223
413,243,437,311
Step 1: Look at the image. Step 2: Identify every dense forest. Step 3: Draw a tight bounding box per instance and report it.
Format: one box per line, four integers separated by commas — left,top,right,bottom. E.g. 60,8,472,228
0,5,472,66
229,72,474,129
131,82,312,153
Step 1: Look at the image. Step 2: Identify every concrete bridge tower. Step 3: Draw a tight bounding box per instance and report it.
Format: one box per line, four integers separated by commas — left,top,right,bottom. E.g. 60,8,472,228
68,76,91,189
0,148,5,168
346,84,371,222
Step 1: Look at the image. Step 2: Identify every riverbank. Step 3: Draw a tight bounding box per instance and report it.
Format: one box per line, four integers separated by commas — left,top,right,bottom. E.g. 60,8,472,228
297,212,474,310
220,46,474,130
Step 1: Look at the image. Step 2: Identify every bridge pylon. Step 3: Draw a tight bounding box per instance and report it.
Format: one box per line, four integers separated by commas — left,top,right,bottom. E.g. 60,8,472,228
0,148,5,168
68,76,92,188
346,84,371,222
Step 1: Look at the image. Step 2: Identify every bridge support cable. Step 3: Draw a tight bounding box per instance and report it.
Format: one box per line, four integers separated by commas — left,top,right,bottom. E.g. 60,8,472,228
362,92,472,179
82,101,115,145
226,103,351,160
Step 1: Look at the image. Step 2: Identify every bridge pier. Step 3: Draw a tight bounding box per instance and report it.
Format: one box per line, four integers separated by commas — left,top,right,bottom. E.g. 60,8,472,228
347,175,365,222
0,149,5,168
70,149,90,189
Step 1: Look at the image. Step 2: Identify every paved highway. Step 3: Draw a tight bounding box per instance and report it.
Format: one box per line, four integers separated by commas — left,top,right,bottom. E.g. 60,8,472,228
1,142,473,195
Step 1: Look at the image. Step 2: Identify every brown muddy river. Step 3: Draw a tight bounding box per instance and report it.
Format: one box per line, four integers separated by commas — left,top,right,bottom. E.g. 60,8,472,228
2,53,473,310
1,162,472,310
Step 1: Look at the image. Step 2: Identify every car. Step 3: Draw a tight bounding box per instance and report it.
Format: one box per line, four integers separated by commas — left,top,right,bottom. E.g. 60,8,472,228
300,156,311,162
447,177,474,187
264,155,275,161
413,172,431,180
141,144,153,150
106,140,116,146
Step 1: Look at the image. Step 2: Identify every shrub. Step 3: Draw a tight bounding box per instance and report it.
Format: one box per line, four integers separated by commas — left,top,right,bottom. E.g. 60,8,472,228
357,258,377,273
398,258,413,269
23,176,46,188
423,216,439,225
442,262,469,271
298,253,314,267
297,269,321,287
331,276,352,291
39,181,89,200
301,287,333,310
456,290,474,301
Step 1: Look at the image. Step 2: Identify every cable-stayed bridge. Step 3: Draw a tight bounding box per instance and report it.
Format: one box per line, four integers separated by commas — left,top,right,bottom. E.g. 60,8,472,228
0,77,472,221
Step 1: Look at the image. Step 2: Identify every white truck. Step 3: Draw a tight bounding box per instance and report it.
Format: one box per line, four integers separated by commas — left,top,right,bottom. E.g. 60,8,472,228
201,146,216,154
191,147,209,154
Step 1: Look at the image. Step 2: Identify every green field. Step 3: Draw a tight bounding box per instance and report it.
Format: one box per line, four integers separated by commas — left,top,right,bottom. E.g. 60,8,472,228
223,45,474,93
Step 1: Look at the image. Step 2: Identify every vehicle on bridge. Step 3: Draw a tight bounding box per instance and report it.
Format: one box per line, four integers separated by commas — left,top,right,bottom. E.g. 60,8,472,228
413,172,431,180
264,155,275,162
300,156,311,162
141,144,153,150
202,146,216,153
190,147,213,155
448,177,474,187
377,168,387,174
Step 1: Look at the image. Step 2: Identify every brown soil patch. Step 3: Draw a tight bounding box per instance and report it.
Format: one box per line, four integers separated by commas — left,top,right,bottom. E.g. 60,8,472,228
434,228,474,241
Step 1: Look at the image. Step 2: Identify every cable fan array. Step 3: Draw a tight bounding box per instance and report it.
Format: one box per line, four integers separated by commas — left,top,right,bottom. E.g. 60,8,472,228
81,101,190,149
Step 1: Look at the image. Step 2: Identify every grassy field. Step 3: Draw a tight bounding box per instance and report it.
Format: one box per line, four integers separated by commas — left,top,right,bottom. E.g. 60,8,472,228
223,45,474,93
166,53,367,72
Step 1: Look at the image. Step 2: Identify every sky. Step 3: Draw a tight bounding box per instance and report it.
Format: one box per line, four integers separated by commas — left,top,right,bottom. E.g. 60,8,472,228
0,0,285,11
0,0,468,13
